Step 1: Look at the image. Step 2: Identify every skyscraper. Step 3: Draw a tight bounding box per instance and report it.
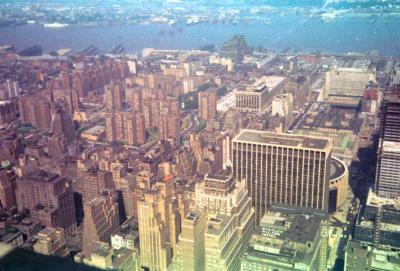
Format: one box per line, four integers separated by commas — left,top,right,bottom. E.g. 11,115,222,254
378,87,400,143
375,141,400,198
105,111,145,146
82,189,120,256
19,95,52,129
15,170,76,234
51,106,75,144
0,101,17,126
232,129,332,223
171,211,206,271
137,178,181,271
198,89,217,121
375,87,400,198
137,190,172,271
195,171,255,271
0,165,16,210
105,80,124,111
159,115,180,141
77,159,112,203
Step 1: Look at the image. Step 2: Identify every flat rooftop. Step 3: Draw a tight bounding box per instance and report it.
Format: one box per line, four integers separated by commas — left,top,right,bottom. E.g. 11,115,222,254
206,170,232,181
260,212,287,230
366,190,400,208
263,76,286,91
238,76,286,93
281,215,322,244
205,214,232,236
336,59,371,71
26,170,60,183
82,125,105,136
301,105,362,134
233,129,331,150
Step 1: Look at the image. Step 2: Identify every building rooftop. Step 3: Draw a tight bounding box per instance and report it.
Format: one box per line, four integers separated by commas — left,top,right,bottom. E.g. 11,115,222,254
206,170,232,181
244,213,324,269
238,76,286,93
112,217,138,240
233,129,331,150
336,59,371,71
371,248,400,270
25,170,61,183
380,222,400,233
347,240,400,271
205,214,232,237
82,125,105,136
366,190,400,208
38,227,57,237
301,105,362,134
112,247,136,268
329,156,347,181
281,215,321,244
259,212,287,231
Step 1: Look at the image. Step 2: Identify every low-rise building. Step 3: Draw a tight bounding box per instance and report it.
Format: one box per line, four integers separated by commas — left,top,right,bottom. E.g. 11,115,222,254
241,212,328,271
111,217,139,250
76,242,140,271
33,227,68,256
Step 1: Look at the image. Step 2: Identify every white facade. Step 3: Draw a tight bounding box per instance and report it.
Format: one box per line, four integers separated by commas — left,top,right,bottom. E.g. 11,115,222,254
272,93,293,117
325,67,376,98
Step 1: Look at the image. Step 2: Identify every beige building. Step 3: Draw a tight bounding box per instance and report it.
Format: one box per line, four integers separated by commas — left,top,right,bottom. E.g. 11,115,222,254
171,211,207,271
199,89,217,121
138,181,181,271
324,64,376,99
76,242,140,271
80,125,106,142
270,93,294,132
232,130,332,223
33,227,67,256
235,76,286,114
209,55,235,72
328,156,349,212
195,171,255,271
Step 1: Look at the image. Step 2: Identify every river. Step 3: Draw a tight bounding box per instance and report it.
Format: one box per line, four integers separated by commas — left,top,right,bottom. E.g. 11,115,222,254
1,14,399,56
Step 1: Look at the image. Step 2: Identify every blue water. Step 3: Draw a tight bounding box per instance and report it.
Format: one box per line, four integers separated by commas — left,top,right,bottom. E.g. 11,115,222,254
1,14,399,55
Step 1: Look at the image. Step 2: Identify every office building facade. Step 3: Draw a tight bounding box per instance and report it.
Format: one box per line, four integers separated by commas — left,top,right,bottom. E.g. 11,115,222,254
376,87,400,198
232,130,332,223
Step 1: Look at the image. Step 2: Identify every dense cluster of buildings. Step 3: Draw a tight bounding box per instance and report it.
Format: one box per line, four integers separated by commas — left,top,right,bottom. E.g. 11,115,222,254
0,36,399,271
